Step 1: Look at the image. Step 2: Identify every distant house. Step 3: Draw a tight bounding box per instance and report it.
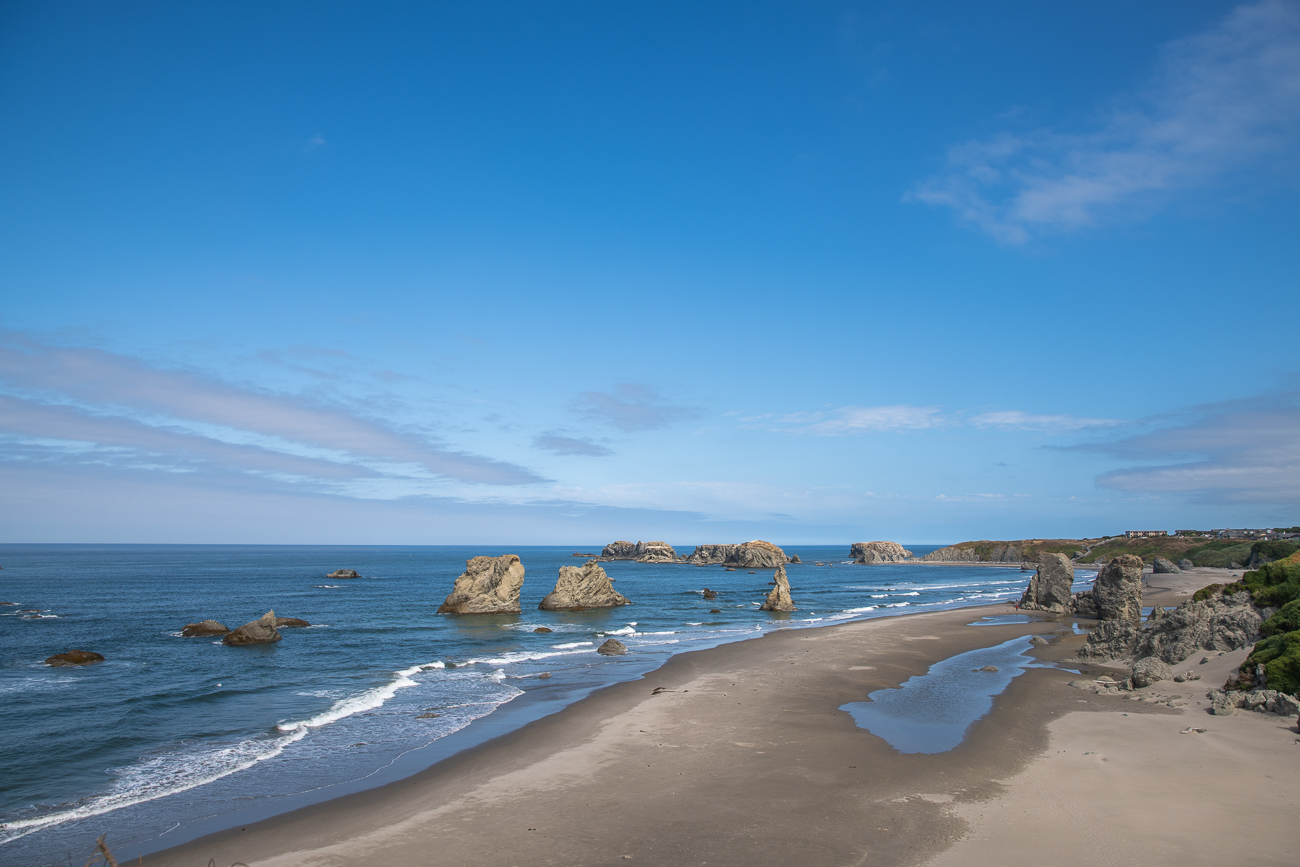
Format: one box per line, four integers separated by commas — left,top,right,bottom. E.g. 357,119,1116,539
1125,530,1169,539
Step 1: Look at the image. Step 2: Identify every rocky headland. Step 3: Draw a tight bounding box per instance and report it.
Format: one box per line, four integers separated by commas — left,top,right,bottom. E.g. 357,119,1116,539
437,554,526,615
850,541,913,564
539,560,630,610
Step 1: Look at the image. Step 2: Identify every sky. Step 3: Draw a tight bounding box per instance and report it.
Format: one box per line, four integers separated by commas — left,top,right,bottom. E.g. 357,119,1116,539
1,0,1298,545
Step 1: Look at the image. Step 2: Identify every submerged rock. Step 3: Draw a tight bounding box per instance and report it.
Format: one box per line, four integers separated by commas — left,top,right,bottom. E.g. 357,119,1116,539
1018,554,1075,613
685,540,793,568
1131,657,1173,688
539,561,630,610
1152,556,1182,574
437,555,525,615
181,619,230,637
759,564,796,612
275,617,311,628
327,569,360,579
597,638,628,655
850,541,914,564
223,611,282,646
45,649,105,667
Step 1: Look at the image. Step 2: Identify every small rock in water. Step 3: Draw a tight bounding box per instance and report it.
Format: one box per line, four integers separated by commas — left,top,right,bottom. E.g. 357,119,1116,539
45,649,105,667
533,626,553,633
181,619,229,637
327,569,360,579
416,712,441,719
538,672,551,679
973,665,999,672
597,638,628,655
275,617,311,628
1029,636,1050,646
223,611,282,646
702,589,718,599
709,609,721,614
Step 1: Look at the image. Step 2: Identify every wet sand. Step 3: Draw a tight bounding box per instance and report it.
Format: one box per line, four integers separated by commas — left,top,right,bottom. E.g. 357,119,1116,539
143,572,1299,867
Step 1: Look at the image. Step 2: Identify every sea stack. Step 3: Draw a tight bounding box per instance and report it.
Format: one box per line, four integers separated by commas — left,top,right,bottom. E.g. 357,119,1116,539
222,611,282,646
1092,555,1144,622
437,555,525,615
539,561,630,610
1017,554,1074,613
45,650,105,667
850,541,914,564
759,564,796,612
684,541,793,568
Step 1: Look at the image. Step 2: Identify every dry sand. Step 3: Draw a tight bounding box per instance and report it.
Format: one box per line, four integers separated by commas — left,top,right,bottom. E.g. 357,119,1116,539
143,572,1300,867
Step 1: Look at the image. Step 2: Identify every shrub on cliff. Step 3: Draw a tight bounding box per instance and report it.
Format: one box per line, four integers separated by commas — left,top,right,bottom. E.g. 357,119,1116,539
1260,599,1300,637
1240,559,1300,609
1242,631,1300,696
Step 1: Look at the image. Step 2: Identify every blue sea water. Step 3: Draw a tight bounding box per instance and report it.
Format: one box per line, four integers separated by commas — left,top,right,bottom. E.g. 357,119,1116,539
0,544,1073,865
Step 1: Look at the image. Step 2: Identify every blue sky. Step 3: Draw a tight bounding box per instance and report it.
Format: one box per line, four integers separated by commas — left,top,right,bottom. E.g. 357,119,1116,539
1,0,1297,544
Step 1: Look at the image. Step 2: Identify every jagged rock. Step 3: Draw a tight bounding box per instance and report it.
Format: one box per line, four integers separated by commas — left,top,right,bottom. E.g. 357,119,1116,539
539,561,629,610
850,542,914,564
1147,606,1168,623
1276,693,1300,716
275,617,311,628
1018,554,1074,613
45,649,104,667
600,541,679,562
1091,555,1144,622
684,540,793,568
597,638,627,655
437,555,525,615
1077,619,1141,662
1152,556,1181,574
222,611,282,646
789,554,802,563
1131,657,1173,688
327,569,360,579
1179,559,1195,571
702,588,718,600
1029,636,1050,646
1072,590,1098,618
759,564,795,612
1131,592,1262,664
181,619,229,637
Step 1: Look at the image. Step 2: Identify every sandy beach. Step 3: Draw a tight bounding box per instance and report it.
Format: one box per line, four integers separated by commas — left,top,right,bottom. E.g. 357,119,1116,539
143,568,1299,867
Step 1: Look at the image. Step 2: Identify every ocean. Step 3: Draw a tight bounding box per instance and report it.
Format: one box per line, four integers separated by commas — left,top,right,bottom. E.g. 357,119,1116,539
0,544,1078,865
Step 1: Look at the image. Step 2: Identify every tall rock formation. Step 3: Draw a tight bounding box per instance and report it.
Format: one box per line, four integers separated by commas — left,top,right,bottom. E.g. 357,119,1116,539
759,564,796,612
1018,554,1075,613
437,555,525,615
1091,555,1145,622
539,561,630,610
850,541,913,564
223,611,282,646
685,540,792,568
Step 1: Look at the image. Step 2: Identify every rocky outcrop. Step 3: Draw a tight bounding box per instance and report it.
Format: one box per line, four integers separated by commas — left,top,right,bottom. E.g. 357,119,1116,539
685,540,793,568
1018,554,1074,613
1079,587,1262,664
1090,555,1144,622
759,564,796,612
181,619,229,637
1131,657,1173,688
437,555,525,615
597,638,628,655
599,541,679,562
222,611,282,646
1152,556,1181,574
851,541,913,564
920,542,1024,563
1206,688,1300,716
1178,559,1195,571
45,649,104,667
327,569,360,579
275,617,311,628
539,561,630,610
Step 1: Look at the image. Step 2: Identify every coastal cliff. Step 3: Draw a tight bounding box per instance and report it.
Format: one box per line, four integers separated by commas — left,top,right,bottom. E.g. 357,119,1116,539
919,539,1085,563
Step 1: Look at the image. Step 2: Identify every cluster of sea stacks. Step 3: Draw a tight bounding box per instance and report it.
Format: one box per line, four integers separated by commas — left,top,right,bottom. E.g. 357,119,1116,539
595,539,800,567
1017,553,1285,712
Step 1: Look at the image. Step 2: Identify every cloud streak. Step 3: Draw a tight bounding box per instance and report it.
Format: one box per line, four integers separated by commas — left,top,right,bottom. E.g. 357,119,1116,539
573,384,701,432
914,0,1300,242
533,434,614,457
767,404,1116,436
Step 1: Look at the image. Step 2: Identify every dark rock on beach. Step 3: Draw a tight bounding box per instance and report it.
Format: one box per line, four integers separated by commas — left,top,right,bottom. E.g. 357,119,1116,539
1018,554,1074,613
539,560,630,610
45,649,105,667
222,611,283,646
181,619,230,637
597,638,628,655
1130,657,1173,688
1152,556,1182,574
1179,559,1195,571
327,569,360,579
437,555,525,615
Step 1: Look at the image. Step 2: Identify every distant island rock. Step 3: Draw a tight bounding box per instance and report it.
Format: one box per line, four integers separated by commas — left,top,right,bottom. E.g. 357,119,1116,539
45,649,105,667
437,555,525,615
181,619,230,637
539,561,630,610
599,540,680,562
850,541,914,564
1017,554,1074,613
223,611,283,646
327,569,360,579
685,540,794,568
759,564,796,612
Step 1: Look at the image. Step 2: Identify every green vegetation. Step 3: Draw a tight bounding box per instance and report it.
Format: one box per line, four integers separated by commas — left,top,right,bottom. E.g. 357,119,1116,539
1084,536,1255,567
1250,540,1299,565
1235,555,1300,695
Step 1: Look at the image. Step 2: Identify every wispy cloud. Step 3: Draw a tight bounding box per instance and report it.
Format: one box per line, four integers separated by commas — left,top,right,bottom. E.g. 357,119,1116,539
771,404,945,435
533,434,614,457
1092,390,1300,504
913,0,1300,243
970,410,1120,433
0,334,545,488
572,384,701,432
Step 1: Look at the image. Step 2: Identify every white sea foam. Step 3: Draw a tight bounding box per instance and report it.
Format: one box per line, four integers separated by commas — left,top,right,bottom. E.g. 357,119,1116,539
898,591,920,596
550,641,593,649
465,648,593,666
602,625,638,636
685,622,703,626
870,594,888,598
